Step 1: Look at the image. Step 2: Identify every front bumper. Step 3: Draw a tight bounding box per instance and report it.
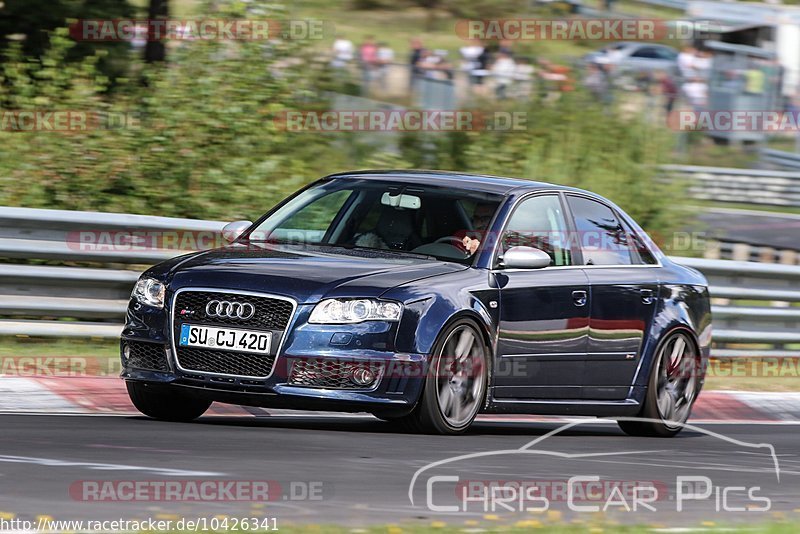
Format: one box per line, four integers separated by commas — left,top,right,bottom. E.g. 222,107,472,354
121,295,427,415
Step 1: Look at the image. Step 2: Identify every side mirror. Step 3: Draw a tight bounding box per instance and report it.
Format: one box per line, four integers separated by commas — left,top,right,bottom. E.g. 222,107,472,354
501,246,551,269
221,220,253,243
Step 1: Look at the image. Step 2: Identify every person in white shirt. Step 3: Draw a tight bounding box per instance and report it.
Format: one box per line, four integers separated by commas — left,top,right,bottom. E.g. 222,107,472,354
677,46,696,80
376,43,395,90
692,50,712,80
331,37,354,68
460,40,485,85
683,77,708,109
491,52,516,99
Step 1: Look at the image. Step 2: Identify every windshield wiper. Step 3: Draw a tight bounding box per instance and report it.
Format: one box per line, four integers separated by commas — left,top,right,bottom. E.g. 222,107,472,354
344,245,440,262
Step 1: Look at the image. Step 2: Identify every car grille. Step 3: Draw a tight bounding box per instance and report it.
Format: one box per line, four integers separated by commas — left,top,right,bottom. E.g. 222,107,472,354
177,347,277,378
123,341,169,372
288,358,383,390
174,291,294,330
173,290,295,378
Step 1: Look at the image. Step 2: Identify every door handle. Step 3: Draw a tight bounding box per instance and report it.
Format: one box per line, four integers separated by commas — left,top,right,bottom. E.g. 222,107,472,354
641,289,655,305
572,290,587,307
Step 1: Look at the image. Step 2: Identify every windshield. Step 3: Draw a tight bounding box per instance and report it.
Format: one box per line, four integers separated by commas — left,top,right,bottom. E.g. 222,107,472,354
246,179,503,264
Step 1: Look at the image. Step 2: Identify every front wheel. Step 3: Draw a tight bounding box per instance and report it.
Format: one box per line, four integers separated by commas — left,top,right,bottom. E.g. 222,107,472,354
618,330,700,437
127,382,211,422
396,320,488,435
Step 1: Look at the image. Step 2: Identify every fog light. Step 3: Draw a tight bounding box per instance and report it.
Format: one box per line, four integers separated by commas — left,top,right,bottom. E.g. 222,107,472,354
351,366,376,386
122,344,131,363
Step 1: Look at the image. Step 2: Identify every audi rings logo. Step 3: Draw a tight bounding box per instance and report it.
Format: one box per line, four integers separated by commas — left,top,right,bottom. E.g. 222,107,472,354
205,300,256,320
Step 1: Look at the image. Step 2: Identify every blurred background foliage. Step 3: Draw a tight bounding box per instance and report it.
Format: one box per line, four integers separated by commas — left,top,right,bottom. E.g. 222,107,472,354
0,0,682,239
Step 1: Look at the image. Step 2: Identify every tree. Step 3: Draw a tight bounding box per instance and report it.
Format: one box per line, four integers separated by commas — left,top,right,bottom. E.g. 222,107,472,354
0,0,135,82
144,0,169,62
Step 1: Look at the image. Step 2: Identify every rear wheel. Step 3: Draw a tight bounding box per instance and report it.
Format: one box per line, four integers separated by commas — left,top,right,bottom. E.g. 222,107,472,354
126,382,211,422
395,320,488,435
618,330,700,437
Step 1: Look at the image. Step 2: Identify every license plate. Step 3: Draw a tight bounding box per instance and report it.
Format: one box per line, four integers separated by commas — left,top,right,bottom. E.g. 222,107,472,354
179,324,271,354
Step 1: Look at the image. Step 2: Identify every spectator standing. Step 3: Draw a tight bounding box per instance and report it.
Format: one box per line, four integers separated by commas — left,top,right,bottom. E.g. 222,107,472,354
693,49,712,80
491,51,516,99
331,36,354,68
359,36,379,94
513,57,536,98
376,42,395,91
683,77,708,109
498,39,514,57
584,61,611,105
460,40,485,85
677,45,696,80
658,71,678,114
409,38,425,90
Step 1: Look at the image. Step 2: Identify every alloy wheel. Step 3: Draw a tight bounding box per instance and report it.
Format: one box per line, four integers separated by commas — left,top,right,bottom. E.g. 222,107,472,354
655,332,698,429
434,324,486,428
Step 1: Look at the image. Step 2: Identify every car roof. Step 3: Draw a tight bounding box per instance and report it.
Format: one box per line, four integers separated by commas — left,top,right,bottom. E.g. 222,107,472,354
607,42,675,51
325,169,577,196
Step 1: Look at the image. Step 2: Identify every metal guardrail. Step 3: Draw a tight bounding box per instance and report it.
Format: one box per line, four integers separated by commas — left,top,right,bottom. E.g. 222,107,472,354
760,148,800,171
0,207,798,359
661,165,800,208
632,0,687,9
673,257,800,359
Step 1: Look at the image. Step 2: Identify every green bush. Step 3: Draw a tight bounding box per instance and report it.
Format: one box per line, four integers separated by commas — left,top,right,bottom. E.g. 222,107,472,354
0,14,345,220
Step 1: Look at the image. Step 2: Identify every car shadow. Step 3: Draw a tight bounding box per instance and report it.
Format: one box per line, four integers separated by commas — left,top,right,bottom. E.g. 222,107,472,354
154,414,704,439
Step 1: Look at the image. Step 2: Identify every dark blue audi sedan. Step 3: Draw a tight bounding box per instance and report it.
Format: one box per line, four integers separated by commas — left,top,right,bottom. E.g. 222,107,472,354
121,170,711,436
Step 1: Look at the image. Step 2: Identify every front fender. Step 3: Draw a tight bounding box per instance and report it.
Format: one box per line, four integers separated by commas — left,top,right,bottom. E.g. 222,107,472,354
383,269,498,356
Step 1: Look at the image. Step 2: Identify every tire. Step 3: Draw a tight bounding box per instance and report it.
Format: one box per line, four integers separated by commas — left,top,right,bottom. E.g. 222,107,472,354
618,330,700,438
396,319,489,435
126,381,211,422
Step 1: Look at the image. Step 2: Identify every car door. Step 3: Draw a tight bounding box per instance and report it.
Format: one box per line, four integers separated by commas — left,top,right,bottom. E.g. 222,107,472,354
493,193,590,400
564,194,660,400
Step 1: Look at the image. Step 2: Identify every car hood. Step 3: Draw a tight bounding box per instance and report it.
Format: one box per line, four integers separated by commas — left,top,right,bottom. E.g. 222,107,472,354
165,243,467,304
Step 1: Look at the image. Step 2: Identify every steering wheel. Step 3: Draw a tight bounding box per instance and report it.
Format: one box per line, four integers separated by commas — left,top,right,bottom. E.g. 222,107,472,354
434,236,466,248
412,236,470,259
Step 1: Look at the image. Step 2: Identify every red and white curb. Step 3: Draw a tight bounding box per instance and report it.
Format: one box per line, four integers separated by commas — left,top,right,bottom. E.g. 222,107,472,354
1,376,799,423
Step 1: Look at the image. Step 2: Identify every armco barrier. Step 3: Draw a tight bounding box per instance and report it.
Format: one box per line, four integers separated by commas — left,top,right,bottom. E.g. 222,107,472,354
0,207,798,358
660,165,800,209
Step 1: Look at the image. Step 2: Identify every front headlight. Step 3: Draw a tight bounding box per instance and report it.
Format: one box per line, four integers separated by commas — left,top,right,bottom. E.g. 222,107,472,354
132,277,166,308
309,298,402,324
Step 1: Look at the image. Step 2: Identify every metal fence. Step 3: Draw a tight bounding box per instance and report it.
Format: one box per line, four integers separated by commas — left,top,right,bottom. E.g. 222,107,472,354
760,148,800,171
0,207,224,338
660,164,800,208
0,207,798,359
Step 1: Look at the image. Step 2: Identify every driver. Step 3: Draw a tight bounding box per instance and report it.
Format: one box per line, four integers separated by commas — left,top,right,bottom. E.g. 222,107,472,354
461,203,495,256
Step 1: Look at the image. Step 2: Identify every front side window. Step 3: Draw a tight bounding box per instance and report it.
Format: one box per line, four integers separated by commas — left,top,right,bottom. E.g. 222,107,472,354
501,194,572,267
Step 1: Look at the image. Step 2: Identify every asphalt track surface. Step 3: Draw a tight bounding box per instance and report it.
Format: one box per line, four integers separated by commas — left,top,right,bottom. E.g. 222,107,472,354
0,414,798,528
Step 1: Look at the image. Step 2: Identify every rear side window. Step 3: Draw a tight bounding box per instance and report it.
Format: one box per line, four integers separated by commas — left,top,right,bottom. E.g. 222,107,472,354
620,217,658,265
567,195,635,266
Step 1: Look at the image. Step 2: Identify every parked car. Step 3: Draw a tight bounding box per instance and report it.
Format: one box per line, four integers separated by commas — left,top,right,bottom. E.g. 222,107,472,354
121,170,711,436
583,42,679,88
